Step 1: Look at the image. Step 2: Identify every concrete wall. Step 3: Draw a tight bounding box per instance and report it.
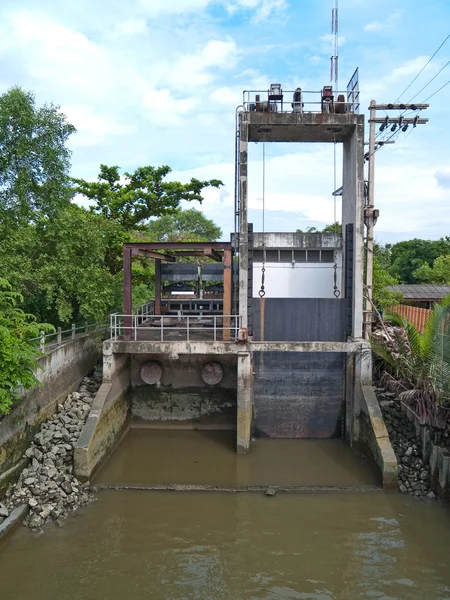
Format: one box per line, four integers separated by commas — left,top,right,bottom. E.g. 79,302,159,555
253,352,345,438
74,355,130,481
0,335,100,495
252,260,343,299
359,385,398,489
342,118,365,339
129,354,237,428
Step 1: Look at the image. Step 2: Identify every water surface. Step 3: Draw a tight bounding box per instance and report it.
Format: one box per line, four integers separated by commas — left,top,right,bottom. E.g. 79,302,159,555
94,429,379,487
1,491,449,600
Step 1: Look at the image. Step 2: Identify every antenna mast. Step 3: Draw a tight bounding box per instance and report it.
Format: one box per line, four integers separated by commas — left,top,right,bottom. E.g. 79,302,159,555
330,0,338,90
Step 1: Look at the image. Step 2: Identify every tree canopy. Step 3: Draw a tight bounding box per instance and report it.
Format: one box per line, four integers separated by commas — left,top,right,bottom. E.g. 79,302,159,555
413,255,450,284
389,238,450,283
0,86,75,227
148,208,222,242
73,165,223,231
0,279,53,415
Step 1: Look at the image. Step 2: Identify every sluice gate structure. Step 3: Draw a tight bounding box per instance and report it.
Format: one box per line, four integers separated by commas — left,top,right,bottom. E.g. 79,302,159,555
78,82,397,489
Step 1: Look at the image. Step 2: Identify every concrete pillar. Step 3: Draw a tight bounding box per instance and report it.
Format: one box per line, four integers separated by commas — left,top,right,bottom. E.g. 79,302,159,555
237,351,253,454
238,115,249,331
342,116,365,339
102,343,130,384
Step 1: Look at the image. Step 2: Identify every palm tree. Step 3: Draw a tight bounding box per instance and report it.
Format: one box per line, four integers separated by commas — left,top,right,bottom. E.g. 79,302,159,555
371,295,450,436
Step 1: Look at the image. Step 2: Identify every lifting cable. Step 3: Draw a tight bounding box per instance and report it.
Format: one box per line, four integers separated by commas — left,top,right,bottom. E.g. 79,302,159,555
333,136,341,299
258,140,266,299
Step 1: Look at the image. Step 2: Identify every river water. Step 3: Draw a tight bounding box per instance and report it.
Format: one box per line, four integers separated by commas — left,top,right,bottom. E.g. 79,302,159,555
1,431,450,600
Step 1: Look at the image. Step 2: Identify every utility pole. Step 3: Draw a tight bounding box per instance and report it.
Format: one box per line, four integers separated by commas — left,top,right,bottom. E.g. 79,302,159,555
363,101,429,339
364,100,376,340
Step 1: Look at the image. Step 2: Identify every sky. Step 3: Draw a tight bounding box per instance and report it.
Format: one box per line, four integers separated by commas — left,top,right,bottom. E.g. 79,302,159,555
0,0,449,244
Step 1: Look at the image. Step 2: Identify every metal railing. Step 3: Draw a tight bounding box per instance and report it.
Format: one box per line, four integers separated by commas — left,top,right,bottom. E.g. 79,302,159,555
242,89,358,114
109,314,242,342
29,322,106,352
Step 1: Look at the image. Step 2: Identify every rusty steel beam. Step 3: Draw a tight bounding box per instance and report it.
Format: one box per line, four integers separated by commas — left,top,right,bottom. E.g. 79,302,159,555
203,248,222,262
123,246,133,340
223,249,232,341
171,250,224,257
124,242,232,250
155,259,161,316
134,249,176,262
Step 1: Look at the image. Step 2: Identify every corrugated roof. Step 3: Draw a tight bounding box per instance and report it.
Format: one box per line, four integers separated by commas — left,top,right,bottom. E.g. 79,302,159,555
387,284,450,300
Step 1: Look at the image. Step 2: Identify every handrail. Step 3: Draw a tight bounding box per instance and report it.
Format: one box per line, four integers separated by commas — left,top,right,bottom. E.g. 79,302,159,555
109,314,242,342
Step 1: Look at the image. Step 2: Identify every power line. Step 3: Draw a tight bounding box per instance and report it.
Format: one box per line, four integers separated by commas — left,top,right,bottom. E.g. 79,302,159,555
407,58,450,103
422,77,450,102
395,32,450,103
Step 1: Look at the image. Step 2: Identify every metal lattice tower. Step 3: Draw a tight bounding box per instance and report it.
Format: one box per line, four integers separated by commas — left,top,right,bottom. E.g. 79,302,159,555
330,0,338,89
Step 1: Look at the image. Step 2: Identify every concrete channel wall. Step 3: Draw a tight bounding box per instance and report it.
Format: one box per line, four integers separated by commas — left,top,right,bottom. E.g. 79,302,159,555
359,385,398,489
0,335,101,496
74,356,130,481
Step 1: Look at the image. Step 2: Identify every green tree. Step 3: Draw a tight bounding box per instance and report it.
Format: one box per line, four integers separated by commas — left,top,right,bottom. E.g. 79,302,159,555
373,255,402,310
372,296,450,433
0,87,75,227
389,238,450,283
0,279,53,415
413,255,450,284
73,165,223,231
0,205,127,326
148,208,222,242
321,222,342,234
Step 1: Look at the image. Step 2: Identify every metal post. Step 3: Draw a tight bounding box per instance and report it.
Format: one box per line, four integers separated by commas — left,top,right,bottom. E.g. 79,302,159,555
123,246,132,340
223,248,232,341
365,99,376,340
71,324,76,339
213,315,217,341
57,327,62,346
161,316,164,342
155,259,161,316
40,331,45,351
186,315,190,342
85,321,88,333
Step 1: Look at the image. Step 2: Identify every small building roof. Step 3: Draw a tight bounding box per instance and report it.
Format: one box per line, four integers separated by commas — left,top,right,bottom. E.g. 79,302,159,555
387,284,450,301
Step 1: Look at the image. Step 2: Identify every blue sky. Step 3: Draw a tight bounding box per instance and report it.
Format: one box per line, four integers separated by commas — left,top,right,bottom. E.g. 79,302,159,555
0,0,449,244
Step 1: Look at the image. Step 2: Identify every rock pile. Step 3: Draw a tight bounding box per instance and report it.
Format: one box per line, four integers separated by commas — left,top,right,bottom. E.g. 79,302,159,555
3,370,102,531
377,388,434,499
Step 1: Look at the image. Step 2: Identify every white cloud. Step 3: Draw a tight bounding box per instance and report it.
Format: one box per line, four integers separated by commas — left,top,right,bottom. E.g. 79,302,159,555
117,18,148,35
363,10,404,33
62,104,135,147
142,89,198,122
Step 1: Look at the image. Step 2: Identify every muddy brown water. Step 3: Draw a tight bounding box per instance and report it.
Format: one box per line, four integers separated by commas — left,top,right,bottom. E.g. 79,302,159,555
93,429,380,488
1,432,450,600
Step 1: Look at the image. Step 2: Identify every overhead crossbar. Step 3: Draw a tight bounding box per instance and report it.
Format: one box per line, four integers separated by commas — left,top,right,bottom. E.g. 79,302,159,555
134,249,176,262
203,248,223,262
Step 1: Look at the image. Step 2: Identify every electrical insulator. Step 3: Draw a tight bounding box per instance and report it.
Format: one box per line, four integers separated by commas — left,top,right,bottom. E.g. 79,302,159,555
391,123,397,132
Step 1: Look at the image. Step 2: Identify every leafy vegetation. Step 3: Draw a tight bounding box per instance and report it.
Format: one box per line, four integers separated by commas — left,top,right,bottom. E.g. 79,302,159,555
372,296,450,434
413,255,450,284
0,87,75,227
73,165,223,231
0,279,53,415
148,207,222,242
388,237,450,284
